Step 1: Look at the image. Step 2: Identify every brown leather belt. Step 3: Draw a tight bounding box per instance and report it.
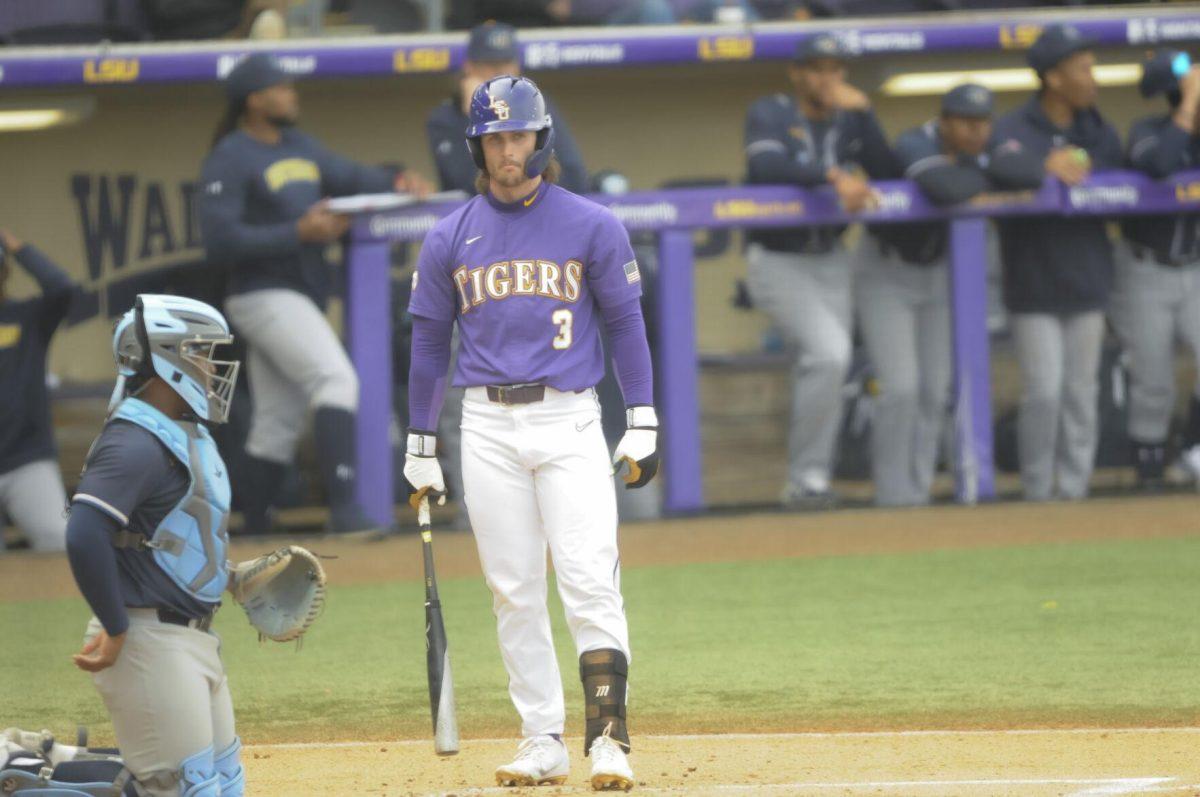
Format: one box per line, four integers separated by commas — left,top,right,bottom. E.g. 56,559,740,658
486,384,546,405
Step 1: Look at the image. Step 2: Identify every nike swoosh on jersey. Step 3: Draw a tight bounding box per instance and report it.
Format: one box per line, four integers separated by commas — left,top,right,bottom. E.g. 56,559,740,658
466,235,484,244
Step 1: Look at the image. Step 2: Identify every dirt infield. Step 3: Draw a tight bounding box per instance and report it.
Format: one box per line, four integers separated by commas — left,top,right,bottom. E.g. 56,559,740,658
244,729,1200,796
2,494,1197,603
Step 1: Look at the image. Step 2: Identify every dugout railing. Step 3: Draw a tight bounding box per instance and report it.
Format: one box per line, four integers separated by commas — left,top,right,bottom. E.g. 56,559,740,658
9,7,1200,520
2,6,1200,87
343,171,1200,520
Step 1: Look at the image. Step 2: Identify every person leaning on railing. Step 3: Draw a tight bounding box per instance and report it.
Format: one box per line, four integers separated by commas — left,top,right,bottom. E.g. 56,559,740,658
1112,50,1200,490
858,84,1043,508
742,32,898,509
0,229,76,552
991,24,1123,502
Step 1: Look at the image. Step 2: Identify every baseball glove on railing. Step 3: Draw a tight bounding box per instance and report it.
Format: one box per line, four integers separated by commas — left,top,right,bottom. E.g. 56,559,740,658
228,545,327,643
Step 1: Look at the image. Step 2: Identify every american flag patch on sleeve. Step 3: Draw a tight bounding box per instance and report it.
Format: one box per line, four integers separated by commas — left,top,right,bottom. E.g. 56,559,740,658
623,260,641,284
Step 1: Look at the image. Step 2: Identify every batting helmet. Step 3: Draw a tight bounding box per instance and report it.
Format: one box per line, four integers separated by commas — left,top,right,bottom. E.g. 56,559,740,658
109,294,240,424
465,75,556,179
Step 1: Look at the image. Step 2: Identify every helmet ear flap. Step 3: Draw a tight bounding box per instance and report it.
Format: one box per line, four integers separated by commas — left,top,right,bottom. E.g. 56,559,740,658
132,301,153,377
117,298,152,376
524,124,556,178
467,136,486,170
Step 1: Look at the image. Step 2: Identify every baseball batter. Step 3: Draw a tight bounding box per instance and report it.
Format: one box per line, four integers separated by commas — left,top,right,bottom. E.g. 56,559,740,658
404,75,656,791
1115,51,1200,488
64,295,244,797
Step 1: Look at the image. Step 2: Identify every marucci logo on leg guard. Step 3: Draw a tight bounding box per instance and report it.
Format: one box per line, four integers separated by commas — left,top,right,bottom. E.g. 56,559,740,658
595,685,610,698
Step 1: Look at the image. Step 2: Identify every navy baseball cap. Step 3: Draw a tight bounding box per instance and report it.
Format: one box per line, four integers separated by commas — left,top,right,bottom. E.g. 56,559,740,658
1140,50,1190,98
467,22,518,63
224,53,291,105
941,83,993,118
794,33,845,64
1026,24,1096,73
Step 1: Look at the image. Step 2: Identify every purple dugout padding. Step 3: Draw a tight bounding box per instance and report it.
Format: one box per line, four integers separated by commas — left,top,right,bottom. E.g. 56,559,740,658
349,171,1200,514
346,239,394,527
3,9,1200,87
949,218,993,504
656,231,704,512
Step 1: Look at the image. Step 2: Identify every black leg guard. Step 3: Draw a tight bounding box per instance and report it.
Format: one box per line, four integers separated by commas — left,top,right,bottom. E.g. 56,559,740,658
580,648,630,756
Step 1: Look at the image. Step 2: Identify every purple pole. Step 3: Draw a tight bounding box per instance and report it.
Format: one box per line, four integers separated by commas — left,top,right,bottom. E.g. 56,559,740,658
948,217,996,503
656,230,704,512
346,239,395,527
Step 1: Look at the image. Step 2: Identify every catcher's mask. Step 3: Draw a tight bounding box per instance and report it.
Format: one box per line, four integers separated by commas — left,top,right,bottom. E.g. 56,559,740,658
110,294,240,423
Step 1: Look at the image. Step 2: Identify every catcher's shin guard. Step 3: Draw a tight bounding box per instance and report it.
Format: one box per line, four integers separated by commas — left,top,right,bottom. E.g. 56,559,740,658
214,738,244,797
579,648,630,756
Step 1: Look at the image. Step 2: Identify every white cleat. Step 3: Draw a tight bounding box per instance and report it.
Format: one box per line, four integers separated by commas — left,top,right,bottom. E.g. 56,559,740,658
495,735,569,787
589,734,634,791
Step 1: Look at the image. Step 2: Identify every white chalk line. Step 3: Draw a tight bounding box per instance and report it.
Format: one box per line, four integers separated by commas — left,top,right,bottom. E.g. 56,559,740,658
1066,778,1182,797
408,778,1195,797
246,726,1200,751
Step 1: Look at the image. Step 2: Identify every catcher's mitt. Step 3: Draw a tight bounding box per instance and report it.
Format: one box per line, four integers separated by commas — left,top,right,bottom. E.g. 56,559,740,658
228,545,327,643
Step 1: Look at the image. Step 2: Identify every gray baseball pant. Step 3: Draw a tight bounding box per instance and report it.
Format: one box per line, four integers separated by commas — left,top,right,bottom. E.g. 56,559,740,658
224,288,358,464
1111,247,1200,443
85,612,238,796
0,458,67,552
856,249,951,506
746,243,853,492
1011,311,1105,500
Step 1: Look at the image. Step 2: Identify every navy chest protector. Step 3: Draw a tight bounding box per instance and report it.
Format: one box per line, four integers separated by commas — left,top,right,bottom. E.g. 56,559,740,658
108,398,232,602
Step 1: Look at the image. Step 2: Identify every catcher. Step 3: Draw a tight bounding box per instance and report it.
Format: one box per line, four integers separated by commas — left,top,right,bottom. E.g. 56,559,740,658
47,294,326,797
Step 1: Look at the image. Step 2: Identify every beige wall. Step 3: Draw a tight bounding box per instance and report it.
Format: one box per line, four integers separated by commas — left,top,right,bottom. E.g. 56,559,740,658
0,47,1157,381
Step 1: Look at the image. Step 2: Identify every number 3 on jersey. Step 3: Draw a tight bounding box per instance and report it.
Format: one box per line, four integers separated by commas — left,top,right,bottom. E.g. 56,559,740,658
552,309,573,350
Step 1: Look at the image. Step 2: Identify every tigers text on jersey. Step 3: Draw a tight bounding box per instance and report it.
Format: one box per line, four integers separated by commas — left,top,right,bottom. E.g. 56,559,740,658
408,182,642,392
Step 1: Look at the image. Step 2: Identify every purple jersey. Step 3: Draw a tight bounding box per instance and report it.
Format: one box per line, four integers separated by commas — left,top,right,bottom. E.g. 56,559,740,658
408,182,643,392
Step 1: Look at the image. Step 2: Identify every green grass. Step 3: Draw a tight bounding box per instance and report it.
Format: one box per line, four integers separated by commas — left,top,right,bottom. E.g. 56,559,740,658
3,536,1199,744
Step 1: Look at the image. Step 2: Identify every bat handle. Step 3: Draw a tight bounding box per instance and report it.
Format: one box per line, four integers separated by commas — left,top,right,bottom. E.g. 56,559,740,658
418,494,431,528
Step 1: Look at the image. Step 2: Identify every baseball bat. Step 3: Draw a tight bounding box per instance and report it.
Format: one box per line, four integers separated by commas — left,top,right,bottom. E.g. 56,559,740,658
419,495,459,756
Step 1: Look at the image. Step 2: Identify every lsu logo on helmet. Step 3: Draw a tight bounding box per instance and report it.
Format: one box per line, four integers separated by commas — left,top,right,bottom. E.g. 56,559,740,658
489,96,511,121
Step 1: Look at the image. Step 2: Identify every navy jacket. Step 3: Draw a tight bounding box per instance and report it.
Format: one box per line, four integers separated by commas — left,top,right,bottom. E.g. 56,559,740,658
199,128,396,307
992,96,1123,313
1121,112,1200,264
0,246,75,474
871,120,1045,265
425,94,589,195
744,92,898,254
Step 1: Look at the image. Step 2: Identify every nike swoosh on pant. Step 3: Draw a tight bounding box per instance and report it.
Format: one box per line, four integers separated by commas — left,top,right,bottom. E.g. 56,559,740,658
575,419,596,432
